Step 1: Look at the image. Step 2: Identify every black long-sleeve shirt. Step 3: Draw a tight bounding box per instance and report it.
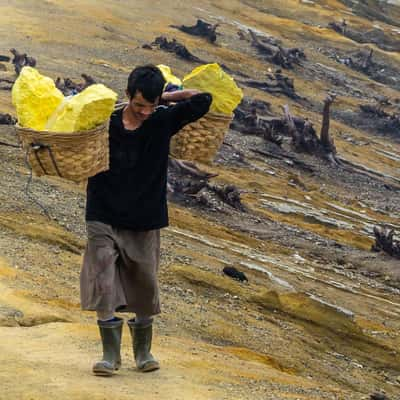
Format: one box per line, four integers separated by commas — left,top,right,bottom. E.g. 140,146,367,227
86,92,212,230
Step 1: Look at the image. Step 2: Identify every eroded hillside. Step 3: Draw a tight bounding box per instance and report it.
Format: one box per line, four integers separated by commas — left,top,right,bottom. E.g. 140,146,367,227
0,1,400,399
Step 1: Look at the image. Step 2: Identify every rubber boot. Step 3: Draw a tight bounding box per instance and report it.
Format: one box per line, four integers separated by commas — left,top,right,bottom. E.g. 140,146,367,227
127,319,160,372
92,317,123,376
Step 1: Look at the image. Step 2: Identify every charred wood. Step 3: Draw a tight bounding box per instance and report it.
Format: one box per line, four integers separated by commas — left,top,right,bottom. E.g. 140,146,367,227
329,20,347,35
234,97,273,117
360,104,390,118
282,96,339,164
359,104,400,133
151,36,202,62
171,19,219,43
320,94,337,155
220,63,251,79
243,69,302,100
249,30,305,69
329,21,400,52
231,98,283,146
0,78,15,90
168,158,216,195
250,148,315,173
0,113,16,125
10,48,36,75
283,105,319,153
168,158,246,212
209,184,246,212
322,46,400,90
219,141,247,165
371,226,400,259
169,158,217,181
55,74,96,96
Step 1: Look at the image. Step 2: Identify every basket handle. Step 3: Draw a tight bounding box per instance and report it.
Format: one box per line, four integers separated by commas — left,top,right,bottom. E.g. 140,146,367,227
29,143,63,178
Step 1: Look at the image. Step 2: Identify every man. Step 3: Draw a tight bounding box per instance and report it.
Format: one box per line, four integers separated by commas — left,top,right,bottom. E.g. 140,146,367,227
80,65,212,376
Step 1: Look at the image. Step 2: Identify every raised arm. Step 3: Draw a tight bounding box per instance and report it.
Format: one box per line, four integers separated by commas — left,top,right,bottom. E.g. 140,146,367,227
161,89,200,103
163,91,212,136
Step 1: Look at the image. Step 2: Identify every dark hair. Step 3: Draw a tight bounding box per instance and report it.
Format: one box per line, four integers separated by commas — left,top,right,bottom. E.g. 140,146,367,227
127,64,166,102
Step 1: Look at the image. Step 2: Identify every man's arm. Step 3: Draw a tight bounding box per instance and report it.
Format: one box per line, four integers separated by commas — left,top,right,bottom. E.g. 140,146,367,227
162,91,212,136
161,89,200,103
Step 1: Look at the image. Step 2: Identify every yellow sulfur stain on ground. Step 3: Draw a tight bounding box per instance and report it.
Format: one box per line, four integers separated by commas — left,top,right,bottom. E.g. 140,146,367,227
0,321,340,400
0,213,84,254
0,258,70,327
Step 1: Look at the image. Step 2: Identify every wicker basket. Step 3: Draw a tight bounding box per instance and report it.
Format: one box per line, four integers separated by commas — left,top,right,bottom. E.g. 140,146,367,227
16,123,109,183
170,112,232,164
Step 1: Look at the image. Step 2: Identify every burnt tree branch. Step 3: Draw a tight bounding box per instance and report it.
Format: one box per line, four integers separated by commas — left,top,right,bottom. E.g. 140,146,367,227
171,19,219,43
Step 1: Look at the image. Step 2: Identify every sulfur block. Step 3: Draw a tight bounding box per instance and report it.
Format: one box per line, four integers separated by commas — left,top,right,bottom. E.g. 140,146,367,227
157,64,182,88
182,63,243,115
12,67,64,131
47,84,117,133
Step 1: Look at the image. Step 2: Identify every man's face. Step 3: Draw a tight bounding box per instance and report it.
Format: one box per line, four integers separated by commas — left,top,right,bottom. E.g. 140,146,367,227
128,91,159,122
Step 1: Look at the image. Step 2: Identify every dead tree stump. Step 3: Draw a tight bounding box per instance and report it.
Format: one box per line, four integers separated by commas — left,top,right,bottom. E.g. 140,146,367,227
282,95,339,164
167,158,246,212
55,74,96,95
10,48,36,75
320,94,338,162
372,226,400,259
231,98,283,146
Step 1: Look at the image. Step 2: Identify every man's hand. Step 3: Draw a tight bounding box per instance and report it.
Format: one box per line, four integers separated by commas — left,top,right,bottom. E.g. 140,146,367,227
161,89,200,103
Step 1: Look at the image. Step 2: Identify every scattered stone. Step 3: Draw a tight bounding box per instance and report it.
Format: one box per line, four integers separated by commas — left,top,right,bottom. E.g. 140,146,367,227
370,393,389,400
223,266,248,282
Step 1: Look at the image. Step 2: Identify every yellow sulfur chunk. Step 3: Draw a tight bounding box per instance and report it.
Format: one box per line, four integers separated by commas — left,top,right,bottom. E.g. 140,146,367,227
182,63,243,115
47,84,118,133
157,64,182,88
12,67,64,131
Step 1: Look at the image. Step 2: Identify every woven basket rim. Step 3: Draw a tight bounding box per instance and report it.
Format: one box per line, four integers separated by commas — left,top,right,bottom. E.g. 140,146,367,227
15,121,108,138
205,111,233,120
